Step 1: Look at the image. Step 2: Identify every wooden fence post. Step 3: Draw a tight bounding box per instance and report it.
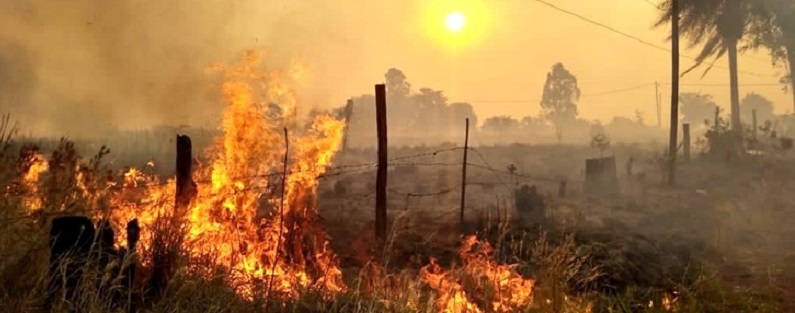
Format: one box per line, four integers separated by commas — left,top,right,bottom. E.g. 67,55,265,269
375,84,388,243
149,135,195,301
752,109,758,146
460,118,469,227
683,123,691,163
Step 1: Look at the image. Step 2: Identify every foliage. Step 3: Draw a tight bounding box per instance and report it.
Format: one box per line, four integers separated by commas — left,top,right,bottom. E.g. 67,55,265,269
654,0,753,77
540,63,581,142
743,0,795,93
482,116,520,135
680,92,719,126
740,92,775,123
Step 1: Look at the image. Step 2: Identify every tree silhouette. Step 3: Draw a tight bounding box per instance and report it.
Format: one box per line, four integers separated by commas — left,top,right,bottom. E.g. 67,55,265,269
385,68,410,99
740,92,775,123
448,102,478,129
680,92,719,125
745,0,795,111
655,0,755,135
482,116,520,138
540,63,580,143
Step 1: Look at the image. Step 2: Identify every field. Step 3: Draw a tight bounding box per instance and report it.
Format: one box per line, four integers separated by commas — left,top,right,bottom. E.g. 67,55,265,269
1,53,793,313
1,125,793,312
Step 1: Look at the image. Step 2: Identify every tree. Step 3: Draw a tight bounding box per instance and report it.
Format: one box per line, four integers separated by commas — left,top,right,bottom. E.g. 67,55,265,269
448,102,478,129
540,63,581,143
740,92,775,123
680,92,719,125
745,0,795,111
482,116,520,138
655,0,756,135
385,68,410,99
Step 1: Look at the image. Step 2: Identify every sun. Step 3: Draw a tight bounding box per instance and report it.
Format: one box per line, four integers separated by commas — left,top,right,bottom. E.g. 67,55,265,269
445,11,466,32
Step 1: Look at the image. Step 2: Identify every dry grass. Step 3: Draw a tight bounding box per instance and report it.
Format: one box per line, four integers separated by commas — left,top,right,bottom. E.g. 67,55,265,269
0,131,789,312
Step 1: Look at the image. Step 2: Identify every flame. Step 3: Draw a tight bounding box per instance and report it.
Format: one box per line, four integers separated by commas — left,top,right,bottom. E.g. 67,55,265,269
421,258,483,313
102,49,347,300
21,152,48,212
420,236,535,313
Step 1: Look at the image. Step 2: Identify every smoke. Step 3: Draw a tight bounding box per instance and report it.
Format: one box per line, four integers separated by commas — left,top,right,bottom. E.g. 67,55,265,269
0,0,350,138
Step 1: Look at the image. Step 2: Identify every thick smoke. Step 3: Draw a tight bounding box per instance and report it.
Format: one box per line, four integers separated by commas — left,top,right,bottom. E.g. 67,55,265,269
0,0,344,138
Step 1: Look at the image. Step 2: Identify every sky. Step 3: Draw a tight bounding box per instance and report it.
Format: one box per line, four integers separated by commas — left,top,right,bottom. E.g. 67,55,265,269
0,0,790,136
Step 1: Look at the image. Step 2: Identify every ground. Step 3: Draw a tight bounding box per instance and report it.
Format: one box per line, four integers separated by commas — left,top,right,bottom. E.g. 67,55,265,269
1,137,793,312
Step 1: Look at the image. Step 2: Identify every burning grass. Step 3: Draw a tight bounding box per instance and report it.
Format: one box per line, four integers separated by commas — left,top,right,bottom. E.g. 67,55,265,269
0,50,789,312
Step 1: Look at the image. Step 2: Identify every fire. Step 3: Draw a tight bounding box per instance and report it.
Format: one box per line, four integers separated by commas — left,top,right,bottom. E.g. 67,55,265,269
20,152,48,212
420,236,535,313
102,49,347,300
421,258,483,313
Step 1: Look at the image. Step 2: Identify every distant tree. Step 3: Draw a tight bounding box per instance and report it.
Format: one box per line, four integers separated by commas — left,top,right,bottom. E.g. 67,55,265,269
411,88,447,130
385,68,410,99
680,92,719,126
740,92,775,123
448,102,478,129
540,63,581,143
482,116,520,138
609,116,639,128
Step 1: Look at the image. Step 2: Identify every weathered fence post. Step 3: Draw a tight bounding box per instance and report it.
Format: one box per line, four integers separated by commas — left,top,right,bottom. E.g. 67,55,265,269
459,118,469,226
558,180,567,198
683,123,691,163
149,135,196,301
375,84,388,243
175,135,196,212
752,109,758,145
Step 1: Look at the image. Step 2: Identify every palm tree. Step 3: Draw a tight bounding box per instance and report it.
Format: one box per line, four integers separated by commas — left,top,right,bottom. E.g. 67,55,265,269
655,0,754,136
745,1,795,112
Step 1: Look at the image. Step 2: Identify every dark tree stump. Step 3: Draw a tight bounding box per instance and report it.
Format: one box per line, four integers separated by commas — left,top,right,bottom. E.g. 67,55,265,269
45,216,96,310
585,157,620,197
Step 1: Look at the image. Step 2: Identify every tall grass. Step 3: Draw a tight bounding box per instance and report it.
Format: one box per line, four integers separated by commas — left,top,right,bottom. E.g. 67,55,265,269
0,132,786,312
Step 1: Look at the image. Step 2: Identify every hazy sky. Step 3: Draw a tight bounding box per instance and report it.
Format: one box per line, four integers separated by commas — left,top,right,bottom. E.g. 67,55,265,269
0,0,789,135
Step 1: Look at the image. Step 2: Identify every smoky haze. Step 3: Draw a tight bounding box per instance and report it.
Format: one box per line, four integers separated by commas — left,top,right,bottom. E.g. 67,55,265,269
0,0,349,138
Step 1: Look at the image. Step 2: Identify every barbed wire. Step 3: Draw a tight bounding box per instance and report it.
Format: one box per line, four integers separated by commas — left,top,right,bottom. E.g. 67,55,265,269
0,146,582,224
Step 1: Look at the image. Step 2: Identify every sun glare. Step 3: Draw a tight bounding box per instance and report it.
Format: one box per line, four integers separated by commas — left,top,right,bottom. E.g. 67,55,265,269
445,11,466,32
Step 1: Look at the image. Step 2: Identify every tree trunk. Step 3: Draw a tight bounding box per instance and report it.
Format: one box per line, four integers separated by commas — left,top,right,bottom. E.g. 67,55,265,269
727,39,742,136
668,0,679,186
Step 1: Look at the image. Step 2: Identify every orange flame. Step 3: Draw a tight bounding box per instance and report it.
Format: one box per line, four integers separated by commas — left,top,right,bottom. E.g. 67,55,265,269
420,236,535,313
104,49,346,300
21,152,48,212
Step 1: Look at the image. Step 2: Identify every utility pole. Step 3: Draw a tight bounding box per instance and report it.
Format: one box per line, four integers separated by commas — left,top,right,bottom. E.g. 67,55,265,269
668,0,680,186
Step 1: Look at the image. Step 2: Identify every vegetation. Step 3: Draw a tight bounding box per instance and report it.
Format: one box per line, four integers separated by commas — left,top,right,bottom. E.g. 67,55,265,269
540,63,581,143
0,118,791,312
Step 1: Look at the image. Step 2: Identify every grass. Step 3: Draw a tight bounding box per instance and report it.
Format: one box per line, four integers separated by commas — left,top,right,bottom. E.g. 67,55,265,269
0,129,790,312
